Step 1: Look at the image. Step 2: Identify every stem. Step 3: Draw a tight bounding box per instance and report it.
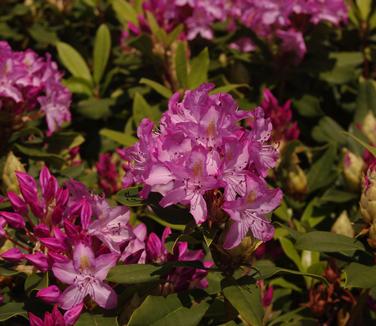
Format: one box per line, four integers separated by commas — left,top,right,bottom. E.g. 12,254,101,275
4,230,31,252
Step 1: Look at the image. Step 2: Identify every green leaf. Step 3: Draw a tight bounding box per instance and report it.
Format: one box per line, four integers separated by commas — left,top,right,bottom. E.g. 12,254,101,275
76,313,119,326
210,84,249,94
307,144,337,193
107,264,161,284
312,117,347,144
14,144,65,166
24,272,49,296
354,78,376,124
140,78,172,98
295,231,364,254
294,95,323,118
345,131,376,157
100,128,137,147
146,12,168,44
252,260,327,284
114,187,143,207
0,302,27,322
56,41,92,83
133,92,161,125
77,98,114,120
279,238,303,271
112,0,139,26
63,77,93,96
357,0,372,20
320,52,362,84
175,42,188,88
28,24,58,45
128,294,209,326
319,189,359,204
223,282,263,326
188,48,209,89
345,263,376,288
93,24,111,84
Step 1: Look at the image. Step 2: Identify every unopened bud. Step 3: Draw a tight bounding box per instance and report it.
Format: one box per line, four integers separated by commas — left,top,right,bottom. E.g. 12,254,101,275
360,165,376,224
368,223,376,249
342,149,364,191
1,151,25,193
362,111,376,144
227,236,259,263
331,211,354,238
286,165,307,196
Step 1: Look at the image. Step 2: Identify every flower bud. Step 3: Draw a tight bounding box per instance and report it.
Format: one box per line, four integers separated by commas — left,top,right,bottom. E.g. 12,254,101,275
227,236,259,264
331,211,354,238
362,111,376,144
36,285,61,304
1,151,25,193
286,164,307,196
25,253,49,272
342,149,364,191
367,223,376,249
360,165,376,224
0,248,23,262
0,211,25,229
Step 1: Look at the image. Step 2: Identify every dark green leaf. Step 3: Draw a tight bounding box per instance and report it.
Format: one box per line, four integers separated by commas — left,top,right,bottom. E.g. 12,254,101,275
114,187,143,207
128,294,209,326
0,302,27,322
345,263,376,288
295,231,364,254
175,42,188,88
140,78,172,98
107,264,160,284
76,313,119,326
100,129,137,147
77,98,114,120
93,24,111,84
223,282,263,326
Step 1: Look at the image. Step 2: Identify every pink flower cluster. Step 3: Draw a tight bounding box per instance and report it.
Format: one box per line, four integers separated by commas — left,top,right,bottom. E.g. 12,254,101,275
122,83,282,249
0,167,210,321
122,0,347,63
230,0,347,61
0,41,71,134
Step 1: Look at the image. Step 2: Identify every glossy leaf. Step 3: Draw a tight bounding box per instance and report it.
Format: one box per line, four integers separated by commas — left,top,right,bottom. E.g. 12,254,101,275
93,24,111,84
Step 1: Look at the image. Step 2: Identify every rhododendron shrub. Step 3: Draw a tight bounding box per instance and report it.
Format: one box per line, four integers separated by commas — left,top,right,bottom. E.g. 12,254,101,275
2,0,376,325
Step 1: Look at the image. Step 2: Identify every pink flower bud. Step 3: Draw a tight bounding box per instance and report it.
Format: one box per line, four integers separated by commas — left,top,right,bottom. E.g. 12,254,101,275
36,285,61,304
25,253,49,272
28,312,44,326
1,248,24,261
39,237,66,252
7,191,27,214
33,224,50,238
0,211,25,229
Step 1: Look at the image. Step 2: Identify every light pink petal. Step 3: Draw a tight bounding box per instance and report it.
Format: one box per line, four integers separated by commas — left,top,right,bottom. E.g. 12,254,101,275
52,261,78,285
159,187,186,207
72,243,95,270
94,253,118,281
190,193,207,224
92,282,117,309
223,221,248,249
59,284,87,310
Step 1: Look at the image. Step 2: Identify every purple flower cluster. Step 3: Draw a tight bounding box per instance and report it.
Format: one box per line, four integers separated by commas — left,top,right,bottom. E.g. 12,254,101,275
230,0,348,62
122,83,282,249
0,167,210,320
122,0,347,63
0,41,71,134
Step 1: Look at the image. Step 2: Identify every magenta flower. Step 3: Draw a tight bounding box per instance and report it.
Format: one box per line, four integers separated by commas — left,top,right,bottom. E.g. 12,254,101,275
29,304,83,326
52,243,118,310
96,153,120,196
223,175,283,249
146,227,211,292
259,88,300,142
